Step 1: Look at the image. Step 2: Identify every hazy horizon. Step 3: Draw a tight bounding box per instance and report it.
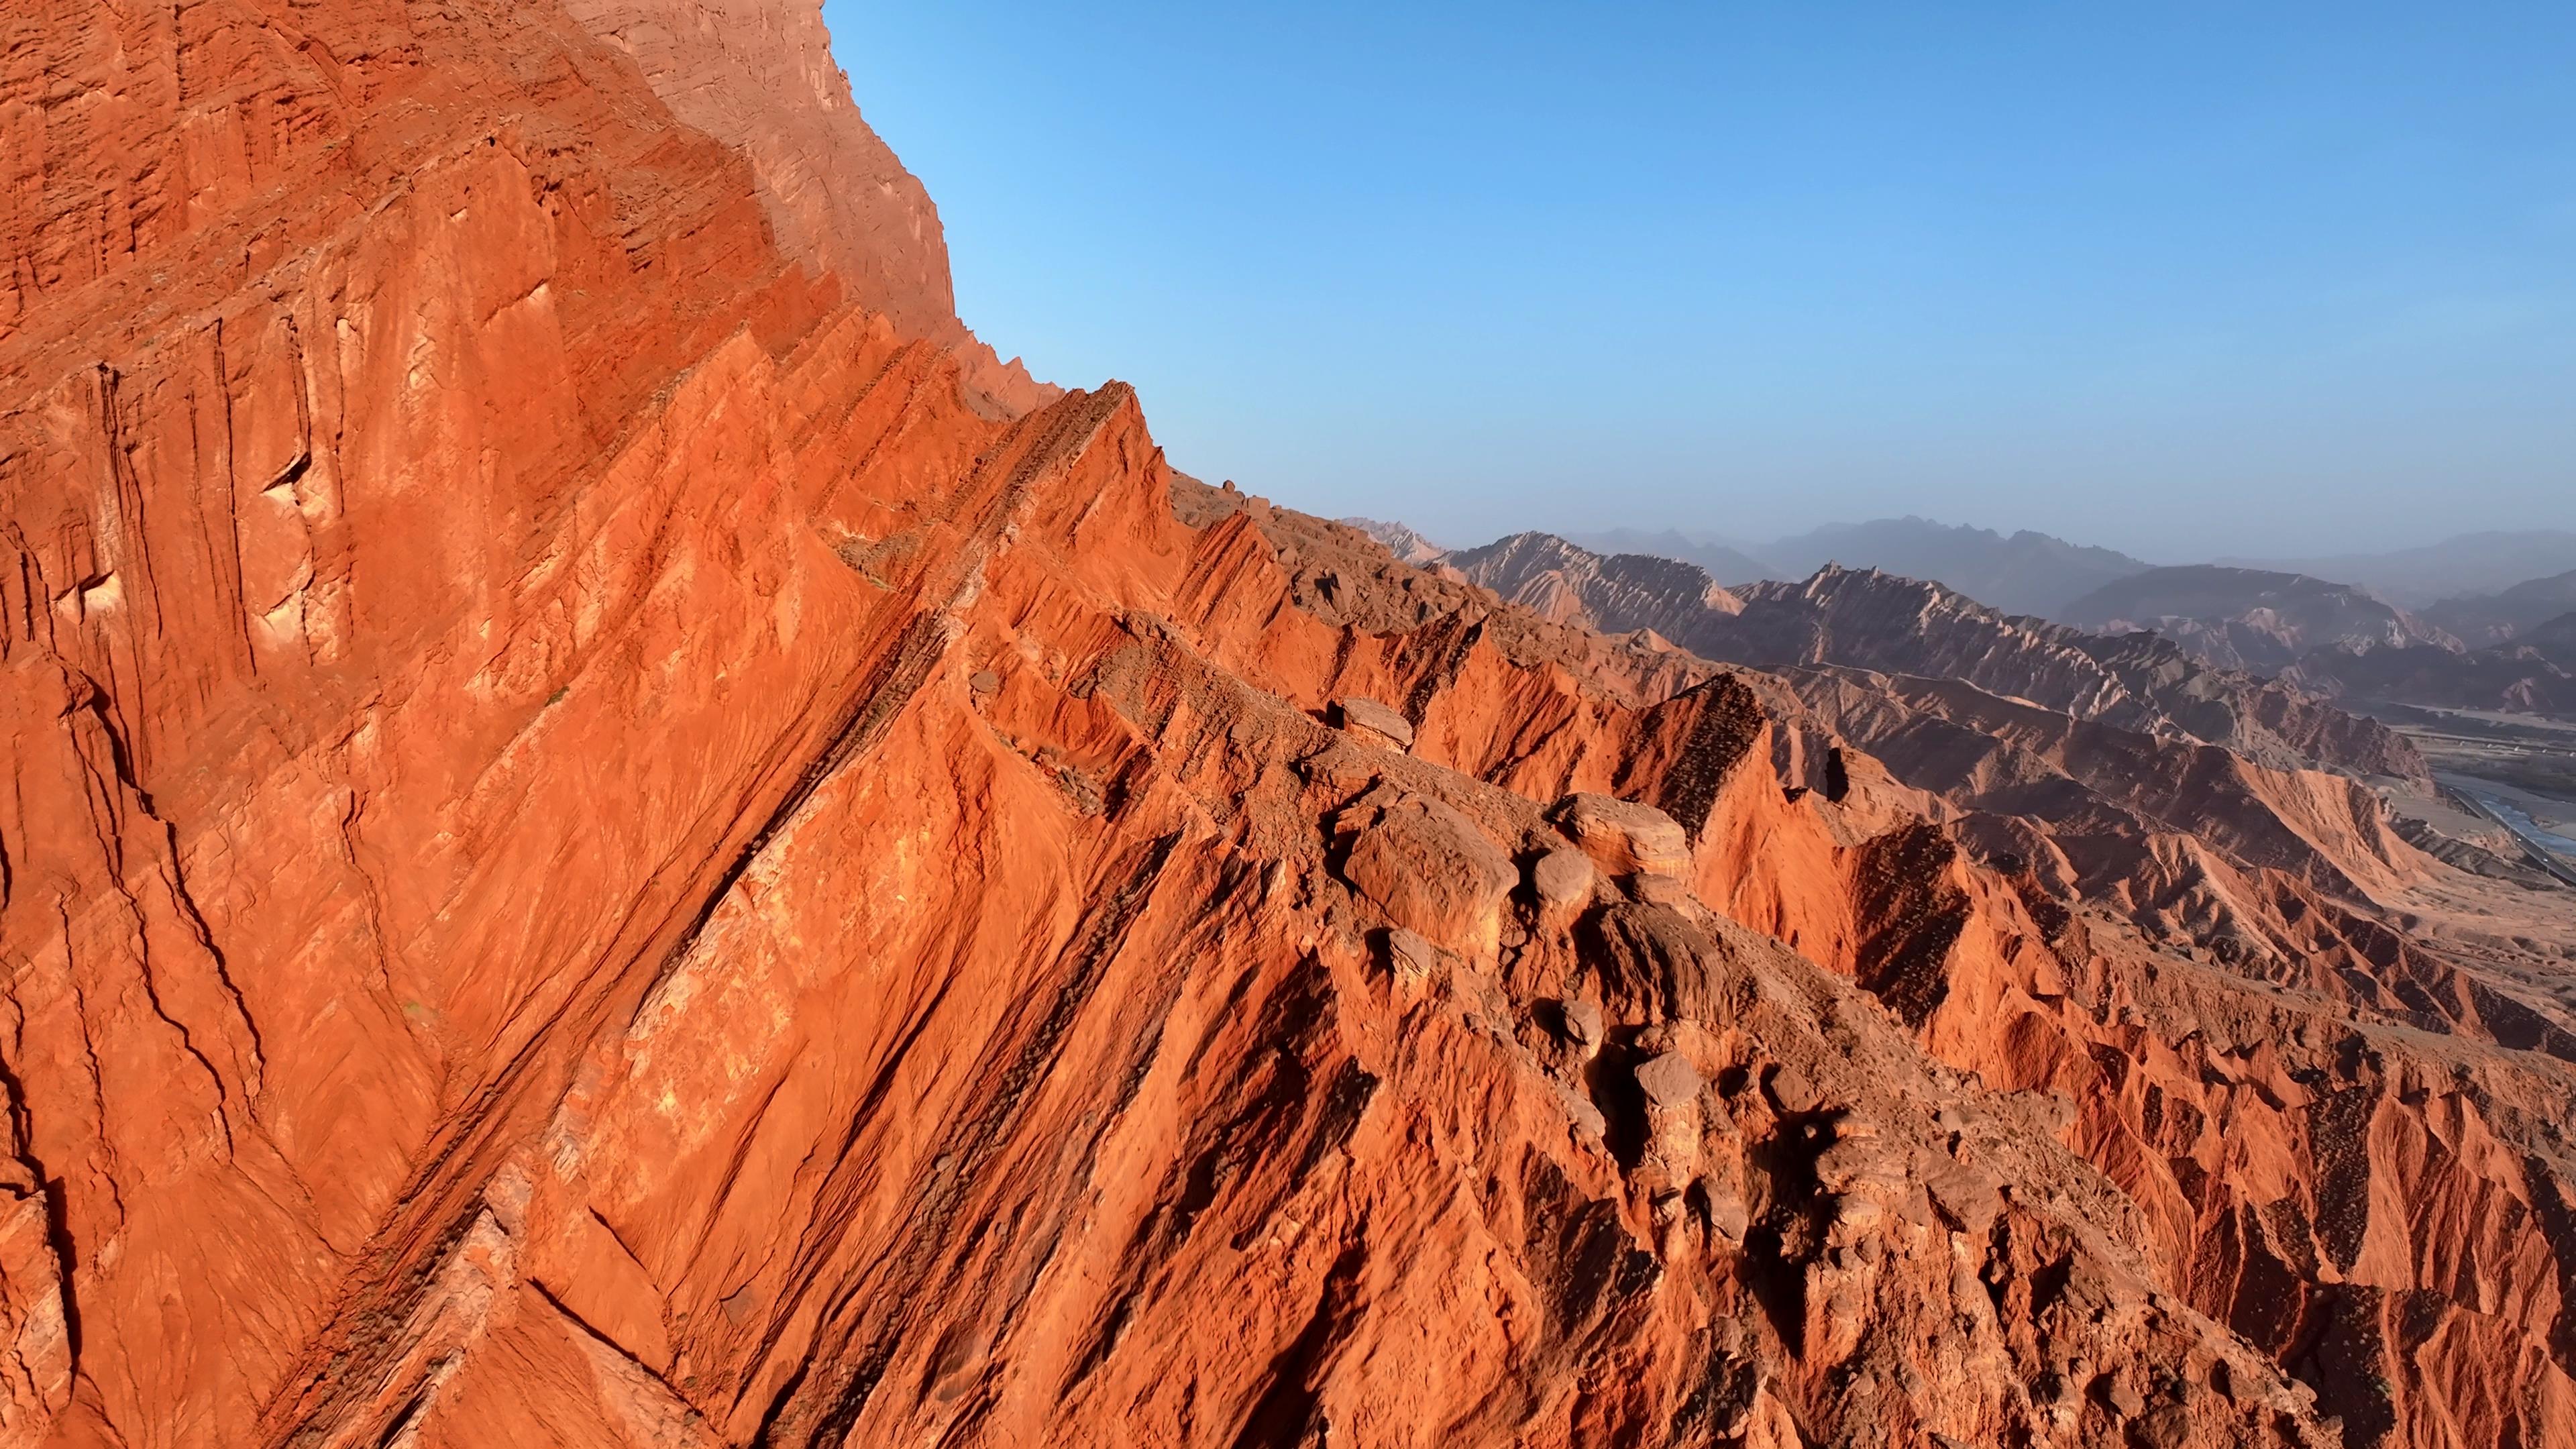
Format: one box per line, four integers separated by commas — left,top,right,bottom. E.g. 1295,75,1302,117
822,1,2575,561
1362,515,2576,572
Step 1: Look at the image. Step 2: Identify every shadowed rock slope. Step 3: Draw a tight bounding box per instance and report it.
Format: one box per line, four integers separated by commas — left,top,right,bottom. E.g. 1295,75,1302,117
1,5,2573,1449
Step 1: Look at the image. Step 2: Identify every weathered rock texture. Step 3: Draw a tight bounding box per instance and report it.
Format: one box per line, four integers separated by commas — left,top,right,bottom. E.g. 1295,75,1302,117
1,4,2573,1449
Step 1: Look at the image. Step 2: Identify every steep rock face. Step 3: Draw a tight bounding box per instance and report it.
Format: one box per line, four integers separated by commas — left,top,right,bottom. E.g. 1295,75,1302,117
563,0,951,332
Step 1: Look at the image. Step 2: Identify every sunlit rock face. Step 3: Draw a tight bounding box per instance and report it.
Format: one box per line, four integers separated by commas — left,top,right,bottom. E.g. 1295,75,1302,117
3,3,2573,1448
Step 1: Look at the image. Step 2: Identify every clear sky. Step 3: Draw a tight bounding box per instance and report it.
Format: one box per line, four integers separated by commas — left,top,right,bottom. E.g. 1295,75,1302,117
819,1,2575,561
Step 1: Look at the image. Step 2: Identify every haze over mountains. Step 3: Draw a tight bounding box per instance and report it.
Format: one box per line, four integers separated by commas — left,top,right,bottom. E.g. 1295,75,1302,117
2224,533,2576,611
1551,517,2576,627
2056,566,2463,674
1564,517,2154,616
2424,569,2576,647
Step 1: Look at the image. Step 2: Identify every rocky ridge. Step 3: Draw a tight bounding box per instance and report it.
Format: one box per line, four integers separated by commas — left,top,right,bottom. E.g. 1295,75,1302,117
2287,634,2576,721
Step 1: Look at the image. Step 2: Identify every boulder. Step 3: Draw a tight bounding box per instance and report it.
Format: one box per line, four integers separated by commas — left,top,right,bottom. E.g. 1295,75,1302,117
1554,792,1693,878
1636,1049,1705,1175
1699,1182,1752,1244
1922,1159,2004,1235
1631,873,1692,908
1635,1050,1703,1110
1333,696,1415,752
1529,847,1597,913
1385,927,1438,985
1556,997,1606,1053
1340,797,1518,956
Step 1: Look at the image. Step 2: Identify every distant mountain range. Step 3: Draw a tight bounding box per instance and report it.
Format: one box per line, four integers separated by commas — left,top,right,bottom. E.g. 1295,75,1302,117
2422,568,2576,645
1558,527,1775,586
2057,565,2460,673
1349,513,2576,722
2221,531,2576,609
1756,518,2153,619
1532,519,2576,635
2041,564,2576,718
1558,516,2154,616
1443,534,2418,777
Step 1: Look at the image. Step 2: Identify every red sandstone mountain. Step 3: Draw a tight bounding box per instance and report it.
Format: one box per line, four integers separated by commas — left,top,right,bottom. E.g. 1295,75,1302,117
560,0,1055,414
3,5,2575,1449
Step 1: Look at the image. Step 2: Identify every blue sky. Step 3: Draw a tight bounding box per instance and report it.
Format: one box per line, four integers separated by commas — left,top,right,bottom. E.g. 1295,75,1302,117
820,1,2575,560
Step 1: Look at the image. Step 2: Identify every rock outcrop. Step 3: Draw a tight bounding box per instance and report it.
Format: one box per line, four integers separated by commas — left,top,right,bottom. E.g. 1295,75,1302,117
1340,517,1448,567
1,3,2571,1448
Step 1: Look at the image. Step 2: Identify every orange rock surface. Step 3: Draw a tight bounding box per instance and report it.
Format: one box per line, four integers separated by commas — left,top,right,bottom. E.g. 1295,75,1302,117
2,3,2572,1448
